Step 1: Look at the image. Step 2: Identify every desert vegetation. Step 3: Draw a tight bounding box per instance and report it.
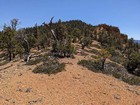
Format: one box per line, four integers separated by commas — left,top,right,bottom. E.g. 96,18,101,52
0,18,140,84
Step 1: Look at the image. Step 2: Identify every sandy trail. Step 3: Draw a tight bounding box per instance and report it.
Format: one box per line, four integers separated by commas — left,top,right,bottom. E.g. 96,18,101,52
0,55,140,105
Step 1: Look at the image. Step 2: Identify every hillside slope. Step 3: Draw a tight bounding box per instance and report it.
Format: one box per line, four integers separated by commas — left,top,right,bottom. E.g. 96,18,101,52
0,54,140,105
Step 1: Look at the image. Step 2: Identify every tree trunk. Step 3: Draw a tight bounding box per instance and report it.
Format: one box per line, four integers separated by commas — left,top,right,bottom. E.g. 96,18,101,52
23,38,31,62
82,44,85,49
8,49,12,61
12,53,15,59
24,53,31,62
41,43,45,49
101,58,106,70
37,45,40,50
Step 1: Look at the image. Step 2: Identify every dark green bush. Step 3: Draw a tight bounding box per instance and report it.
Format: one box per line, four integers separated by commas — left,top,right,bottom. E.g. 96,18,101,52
0,53,6,59
78,60,140,86
33,60,65,74
106,47,117,56
110,56,126,65
0,60,9,66
0,53,8,61
78,60,102,72
26,53,51,65
126,52,140,73
89,49,99,55
122,76,140,85
26,57,43,65
91,55,98,59
112,72,121,79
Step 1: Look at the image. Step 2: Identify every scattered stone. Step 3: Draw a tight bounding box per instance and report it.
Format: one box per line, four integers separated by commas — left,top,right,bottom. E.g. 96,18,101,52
37,98,42,103
77,73,80,76
28,100,37,105
0,74,2,78
73,76,80,79
135,91,140,95
25,88,32,93
17,81,22,84
127,86,140,95
18,73,22,76
17,88,22,92
12,101,15,104
94,80,98,82
103,101,110,105
28,98,42,105
109,83,115,86
113,94,121,100
28,68,32,70
103,92,107,95
0,96,3,98
17,64,21,69
135,102,140,105
5,98,15,104
127,86,135,92
5,98,11,102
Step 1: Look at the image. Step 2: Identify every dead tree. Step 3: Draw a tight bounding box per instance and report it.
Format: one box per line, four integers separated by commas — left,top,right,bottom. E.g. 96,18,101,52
43,17,57,41
23,37,31,62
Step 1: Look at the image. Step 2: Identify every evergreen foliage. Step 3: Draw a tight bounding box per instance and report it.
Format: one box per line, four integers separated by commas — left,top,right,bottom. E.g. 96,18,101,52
0,18,140,77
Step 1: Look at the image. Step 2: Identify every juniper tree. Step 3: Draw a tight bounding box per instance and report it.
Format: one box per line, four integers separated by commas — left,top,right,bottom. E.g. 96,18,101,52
126,52,140,74
99,49,111,70
80,29,92,49
2,24,16,61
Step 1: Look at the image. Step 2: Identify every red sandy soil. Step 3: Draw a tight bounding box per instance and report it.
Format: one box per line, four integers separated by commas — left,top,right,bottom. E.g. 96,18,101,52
0,54,140,105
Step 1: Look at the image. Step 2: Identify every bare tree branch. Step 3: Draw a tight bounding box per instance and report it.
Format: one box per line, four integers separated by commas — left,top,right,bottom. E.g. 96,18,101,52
43,17,57,41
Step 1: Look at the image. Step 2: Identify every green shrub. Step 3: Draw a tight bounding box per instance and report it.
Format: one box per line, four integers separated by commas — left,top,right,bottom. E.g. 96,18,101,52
0,53,8,61
0,60,9,66
33,60,65,74
89,49,99,55
110,56,125,65
26,57,43,65
112,72,121,79
80,51,89,56
0,53,6,59
106,47,117,56
126,52,140,73
78,60,102,72
122,76,140,85
78,60,140,86
91,44,101,49
107,62,118,67
91,55,98,59
26,53,50,65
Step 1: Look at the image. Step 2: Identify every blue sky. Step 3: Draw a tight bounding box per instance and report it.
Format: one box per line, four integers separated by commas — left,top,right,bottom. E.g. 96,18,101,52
0,0,140,40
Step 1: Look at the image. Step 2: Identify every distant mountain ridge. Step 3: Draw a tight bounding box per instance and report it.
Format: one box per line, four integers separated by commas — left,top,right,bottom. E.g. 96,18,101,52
134,40,140,44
